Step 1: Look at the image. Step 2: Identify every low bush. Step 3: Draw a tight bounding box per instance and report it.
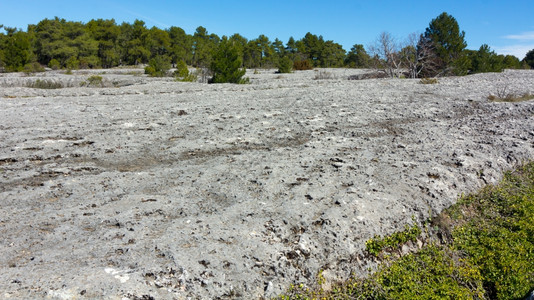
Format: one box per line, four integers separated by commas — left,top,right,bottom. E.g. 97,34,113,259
419,77,439,84
277,57,293,73
313,70,334,80
174,60,197,82
27,79,63,89
65,56,79,70
487,85,534,102
48,59,61,70
365,218,421,257
145,55,171,77
23,62,45,74
86,75,103,87
293,59,313,70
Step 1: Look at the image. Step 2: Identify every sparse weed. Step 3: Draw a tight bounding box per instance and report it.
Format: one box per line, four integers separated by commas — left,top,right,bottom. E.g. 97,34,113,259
313,70,334,80
27,79,63,89
488,85,534,102
419,77,439,84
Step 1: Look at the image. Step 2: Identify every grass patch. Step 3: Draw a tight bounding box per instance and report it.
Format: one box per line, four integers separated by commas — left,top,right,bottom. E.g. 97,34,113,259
488,93,534,102
279,161,534,299
26,79,63,89
488,85,534,102
419,77,439,84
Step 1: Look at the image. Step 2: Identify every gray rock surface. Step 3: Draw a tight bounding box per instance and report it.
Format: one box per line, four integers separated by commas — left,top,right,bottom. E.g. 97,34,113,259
1,68,533,299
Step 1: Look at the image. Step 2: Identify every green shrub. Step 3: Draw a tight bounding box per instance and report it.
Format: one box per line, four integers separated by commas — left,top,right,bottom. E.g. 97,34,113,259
447,162,534,299
65,56,79,70
27,79,63,89
48,59,61,70
210,39,248,84
145,55,171,77
366,218,421,257
174,60,197,82
87,75,103,87
293,59,313,70
278,56,293,74
23,62,45,74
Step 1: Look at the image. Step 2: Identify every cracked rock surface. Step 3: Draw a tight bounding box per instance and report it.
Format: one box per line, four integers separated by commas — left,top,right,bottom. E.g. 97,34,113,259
1,68,533,299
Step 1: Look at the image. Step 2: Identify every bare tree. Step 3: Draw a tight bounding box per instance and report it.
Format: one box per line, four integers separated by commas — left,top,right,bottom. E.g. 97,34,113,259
415,34,442,78
369,32,403,78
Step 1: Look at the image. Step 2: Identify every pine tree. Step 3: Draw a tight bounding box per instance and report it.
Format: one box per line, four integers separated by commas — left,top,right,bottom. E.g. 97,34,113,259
210,38,247,84
524,49,534,69
423,12,468,76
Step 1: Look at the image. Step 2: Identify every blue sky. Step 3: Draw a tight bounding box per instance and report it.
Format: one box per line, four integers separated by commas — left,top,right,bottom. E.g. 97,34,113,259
1,0,533,59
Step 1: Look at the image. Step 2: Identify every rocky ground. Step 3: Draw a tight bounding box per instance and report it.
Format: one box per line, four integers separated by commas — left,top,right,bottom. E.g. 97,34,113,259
1,68,533,299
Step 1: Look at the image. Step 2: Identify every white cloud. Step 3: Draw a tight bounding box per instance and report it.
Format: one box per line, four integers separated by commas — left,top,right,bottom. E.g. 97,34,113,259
493,44,534,59
504,31,534,41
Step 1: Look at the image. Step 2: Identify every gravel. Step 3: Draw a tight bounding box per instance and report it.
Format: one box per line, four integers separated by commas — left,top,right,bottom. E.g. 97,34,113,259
1,68,533,299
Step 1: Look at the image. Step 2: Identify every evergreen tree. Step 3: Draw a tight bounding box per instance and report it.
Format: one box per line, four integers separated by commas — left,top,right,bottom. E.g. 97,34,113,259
524,49,534,69
86,19,120,68
168,26,192,66
2,28,33,71
277,56,293,73
192,26,219,68
345,44,370,68
147,26,170,58
423,12,468,76
502,55,520,69
144,55,171,77
210,38,247,84
126,20,151,65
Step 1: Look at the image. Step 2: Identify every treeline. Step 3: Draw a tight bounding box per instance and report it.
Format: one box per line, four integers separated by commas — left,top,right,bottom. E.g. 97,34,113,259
0,13,533,78
0,17,346,72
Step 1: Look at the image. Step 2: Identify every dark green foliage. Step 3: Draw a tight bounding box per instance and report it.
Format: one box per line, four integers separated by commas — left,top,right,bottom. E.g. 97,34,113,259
467,45,522,73
524,49,534,69
345,44,370,68
295,32,346,67
145,55,171,77
192,26,220,68
470,44,500,73
423,12,468,76
168,26,192,66
293,59,313,70
174,60,197,82
2,28,33,72
277,56,292,73
32,17,98,68
449,162,534,299
210,39,247,84
365,219,421,257
65,56,79,70
23,62,45,74
86,19,120,68
48,59,61,70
